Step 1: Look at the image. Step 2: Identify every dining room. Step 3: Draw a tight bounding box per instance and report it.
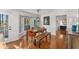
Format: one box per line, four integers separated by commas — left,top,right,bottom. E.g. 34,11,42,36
0,9,79,49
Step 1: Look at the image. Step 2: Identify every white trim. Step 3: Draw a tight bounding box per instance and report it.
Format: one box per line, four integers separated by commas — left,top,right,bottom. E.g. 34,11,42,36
19,31,26,38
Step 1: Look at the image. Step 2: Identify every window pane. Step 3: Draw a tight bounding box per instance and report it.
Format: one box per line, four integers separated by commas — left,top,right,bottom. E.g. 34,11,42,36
0,14,1,27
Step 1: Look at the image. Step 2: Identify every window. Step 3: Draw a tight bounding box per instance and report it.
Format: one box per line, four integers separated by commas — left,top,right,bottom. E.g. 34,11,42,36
0,14,1,27
19,15,30,33
0,13,8,38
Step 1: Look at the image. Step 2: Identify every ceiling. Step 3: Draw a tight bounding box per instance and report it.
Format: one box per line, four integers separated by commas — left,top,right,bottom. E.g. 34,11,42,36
20,9,78,16
22,9,56,15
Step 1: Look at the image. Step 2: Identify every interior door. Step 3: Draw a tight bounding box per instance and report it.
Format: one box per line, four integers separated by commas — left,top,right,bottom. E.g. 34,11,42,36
8,13,18,43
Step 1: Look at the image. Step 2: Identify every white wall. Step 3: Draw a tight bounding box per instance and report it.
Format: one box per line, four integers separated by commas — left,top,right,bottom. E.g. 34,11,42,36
40,14,56,35
0,9,38,43
40,9,78,35
9,10,38,43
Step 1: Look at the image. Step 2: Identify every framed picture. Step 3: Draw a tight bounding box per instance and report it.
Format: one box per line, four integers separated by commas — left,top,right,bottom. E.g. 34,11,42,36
43,16,50,25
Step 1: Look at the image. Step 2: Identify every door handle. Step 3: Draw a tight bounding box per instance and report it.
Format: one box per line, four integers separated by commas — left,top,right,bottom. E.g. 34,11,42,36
8,26,11,30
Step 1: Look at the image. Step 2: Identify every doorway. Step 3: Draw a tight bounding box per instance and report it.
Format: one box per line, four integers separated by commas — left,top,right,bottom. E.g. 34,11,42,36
56,15,68,48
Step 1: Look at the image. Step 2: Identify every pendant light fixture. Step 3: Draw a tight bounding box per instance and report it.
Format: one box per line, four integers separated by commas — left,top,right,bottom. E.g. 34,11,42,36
36,9,40,21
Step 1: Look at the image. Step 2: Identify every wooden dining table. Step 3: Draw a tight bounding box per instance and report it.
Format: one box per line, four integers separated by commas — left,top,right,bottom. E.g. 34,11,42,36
26,28,47,47
34,32,51,48
26,28,47,39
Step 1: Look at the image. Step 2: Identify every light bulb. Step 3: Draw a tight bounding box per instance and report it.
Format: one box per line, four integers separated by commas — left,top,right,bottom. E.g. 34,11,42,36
60,34,63,39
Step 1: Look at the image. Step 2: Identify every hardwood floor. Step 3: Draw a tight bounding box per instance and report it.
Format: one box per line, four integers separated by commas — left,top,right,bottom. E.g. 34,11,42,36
6,35,56,49
2,33,79,49
6,36,27,49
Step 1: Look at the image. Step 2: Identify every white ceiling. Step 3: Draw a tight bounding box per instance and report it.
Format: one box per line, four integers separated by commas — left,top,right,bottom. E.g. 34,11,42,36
22,9,56,15
21,9,78,15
